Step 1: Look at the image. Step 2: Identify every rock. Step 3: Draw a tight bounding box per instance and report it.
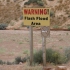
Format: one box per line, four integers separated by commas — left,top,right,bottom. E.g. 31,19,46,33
55,66,67,70
6,20,23,30
6,26,14,30
19,62,23,65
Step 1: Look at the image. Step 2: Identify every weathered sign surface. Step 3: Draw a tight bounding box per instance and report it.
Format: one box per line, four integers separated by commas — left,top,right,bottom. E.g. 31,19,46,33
41,26,50,37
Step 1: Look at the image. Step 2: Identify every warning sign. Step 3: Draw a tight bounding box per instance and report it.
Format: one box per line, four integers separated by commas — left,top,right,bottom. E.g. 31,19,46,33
23,8,50,26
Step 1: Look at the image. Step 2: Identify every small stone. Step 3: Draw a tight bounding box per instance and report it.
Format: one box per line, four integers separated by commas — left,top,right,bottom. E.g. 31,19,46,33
19,62,23,65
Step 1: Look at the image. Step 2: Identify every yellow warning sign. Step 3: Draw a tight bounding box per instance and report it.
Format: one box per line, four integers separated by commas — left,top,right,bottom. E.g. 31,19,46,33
23,8,50,26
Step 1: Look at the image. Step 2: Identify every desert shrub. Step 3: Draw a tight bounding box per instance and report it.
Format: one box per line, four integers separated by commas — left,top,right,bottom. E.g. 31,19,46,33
33,49,66,64
64,47,70,61
0,60,3,65
37,1,44,6
46,49,67,64
33,50,43,64
24,0,44,6
0,60,12,65
0,23,8,30
68,14,70,18
67,26,70,30
24,2,31,5
6,61,12,65
15,56,27,64
50,10,55,17
53,25,59,29
46,49,61,64
21,57,27,63
58,55,67,64
15,56,22,64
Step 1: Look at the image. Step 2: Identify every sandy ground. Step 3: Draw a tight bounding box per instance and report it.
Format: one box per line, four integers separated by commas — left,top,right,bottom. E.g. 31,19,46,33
0,30,70,70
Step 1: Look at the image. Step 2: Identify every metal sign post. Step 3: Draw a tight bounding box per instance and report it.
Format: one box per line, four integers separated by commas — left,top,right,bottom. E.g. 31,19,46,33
29,26,33,66
42,36,46,66
41,26,50,66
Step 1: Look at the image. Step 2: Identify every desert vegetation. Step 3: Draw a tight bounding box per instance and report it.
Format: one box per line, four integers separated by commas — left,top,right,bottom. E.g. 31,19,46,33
0,0,70,70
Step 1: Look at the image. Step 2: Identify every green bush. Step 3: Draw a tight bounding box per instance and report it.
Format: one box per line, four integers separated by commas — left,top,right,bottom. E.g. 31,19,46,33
68,14,70,18
24,2,31,5
24,0,44,6
33,50,43,64
53,25,59,29
37,1,44,6
64,47,70,61
3,61,6,64
0,59,27,65
67,26,70,30
21,57,27,63
33,49,66,64
15,56,27,64
46,49,62,64
28,0,37,3
58,55,67,64
15,56,22,64
50,10,55,17
0,23,8,30
0,60,3,65
6,61,12,65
